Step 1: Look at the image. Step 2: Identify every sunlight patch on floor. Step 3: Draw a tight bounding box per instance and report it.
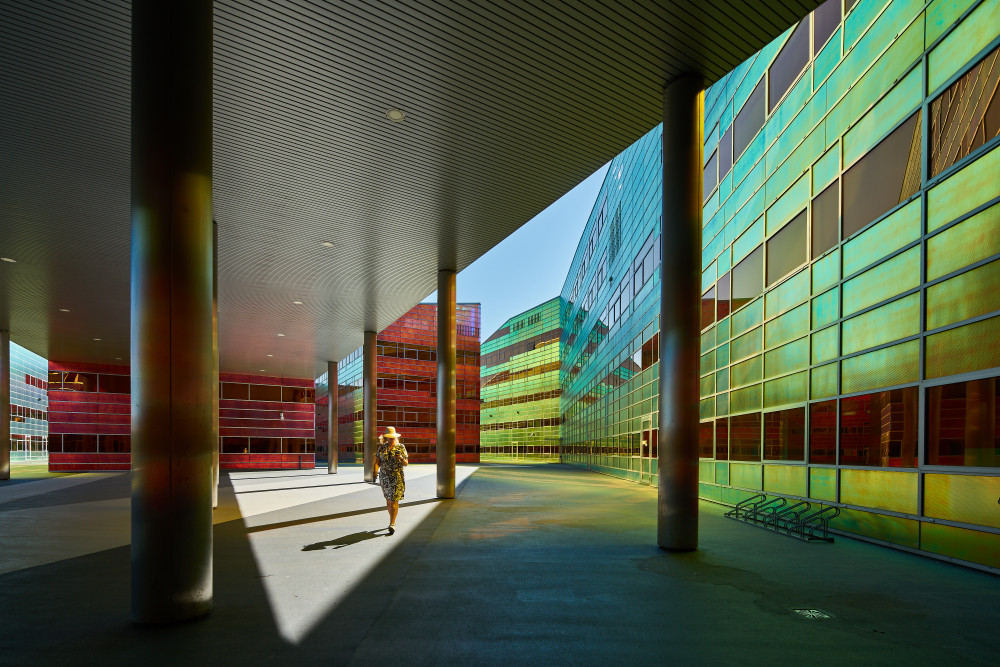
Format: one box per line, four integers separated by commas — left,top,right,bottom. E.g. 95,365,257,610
236,464,478,644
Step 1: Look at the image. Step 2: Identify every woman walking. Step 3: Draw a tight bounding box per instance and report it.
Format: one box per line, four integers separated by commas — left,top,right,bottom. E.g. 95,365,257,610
375,426,408,534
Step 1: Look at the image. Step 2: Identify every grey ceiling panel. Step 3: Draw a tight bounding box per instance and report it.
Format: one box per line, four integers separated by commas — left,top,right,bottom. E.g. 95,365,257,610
0,0,821,379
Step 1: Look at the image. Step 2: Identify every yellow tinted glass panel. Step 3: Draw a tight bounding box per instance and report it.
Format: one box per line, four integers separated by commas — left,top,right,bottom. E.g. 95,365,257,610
730,462,762,490
926,202,1000,280
925,315,1000,378
731,355,763,388
763,371,808,408
841,293,921,355
842,246,920,316
927,144,1000,231
928,0,1000,92
731,384,762,413
926,259,1000,330
921,523,1000,568
765,338,809,378
924,474,1000,529
811,362,839,399
764,464,807,496
830,508,920,547
764,302,810,348
842,199,921,276
841,339,919,394
809,467,837,501
841,469,918,514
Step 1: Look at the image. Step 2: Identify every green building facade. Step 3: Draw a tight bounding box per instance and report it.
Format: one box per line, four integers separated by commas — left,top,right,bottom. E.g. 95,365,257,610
480,298,563,461
558,0,1000,572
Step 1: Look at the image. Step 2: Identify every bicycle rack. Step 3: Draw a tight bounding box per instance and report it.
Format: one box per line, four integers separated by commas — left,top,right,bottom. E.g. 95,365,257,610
725,494,837,542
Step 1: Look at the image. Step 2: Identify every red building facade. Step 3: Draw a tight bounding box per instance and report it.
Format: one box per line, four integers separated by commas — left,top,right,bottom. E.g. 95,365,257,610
47,361,315,472
321,303,481,464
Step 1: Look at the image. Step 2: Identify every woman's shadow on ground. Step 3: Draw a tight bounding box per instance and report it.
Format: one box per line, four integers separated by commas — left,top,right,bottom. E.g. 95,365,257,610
302,530,386,551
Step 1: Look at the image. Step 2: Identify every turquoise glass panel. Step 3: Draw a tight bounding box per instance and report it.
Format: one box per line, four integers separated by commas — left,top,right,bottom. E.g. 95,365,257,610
844,0,890,51
841,246,920,315
812,325,839,364
766,174,810,236
842,199,921,276
843,66,923,166
812,249,841,294
928,0,1000,92
812,287,840,329
812,144,840,193
731,327,763,363
731,297,764,337
814,27,842,84
765,268,810,319
733,216,764,263
764,302,810,348
764,337,810,379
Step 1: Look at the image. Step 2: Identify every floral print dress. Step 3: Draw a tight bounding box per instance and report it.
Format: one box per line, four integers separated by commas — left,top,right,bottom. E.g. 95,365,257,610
376,440,407,501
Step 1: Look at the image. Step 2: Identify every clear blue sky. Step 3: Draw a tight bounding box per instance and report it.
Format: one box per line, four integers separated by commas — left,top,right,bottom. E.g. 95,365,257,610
424,163,609,339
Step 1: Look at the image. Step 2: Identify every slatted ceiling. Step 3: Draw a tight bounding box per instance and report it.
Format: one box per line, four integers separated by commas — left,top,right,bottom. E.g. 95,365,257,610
0,0,821,378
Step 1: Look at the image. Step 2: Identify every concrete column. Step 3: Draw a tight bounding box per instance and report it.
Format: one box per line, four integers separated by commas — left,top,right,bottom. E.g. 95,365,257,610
327,360,338,474
363,331,377,481
436,270,457,499
212,220,219,508
1,331,9,481
130,0,214,623
658,74,703,552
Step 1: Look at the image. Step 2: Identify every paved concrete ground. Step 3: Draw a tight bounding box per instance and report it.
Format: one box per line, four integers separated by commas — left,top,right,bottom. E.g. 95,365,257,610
1,462,997,665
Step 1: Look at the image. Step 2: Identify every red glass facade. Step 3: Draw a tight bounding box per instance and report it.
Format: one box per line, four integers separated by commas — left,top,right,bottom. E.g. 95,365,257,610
330,303,481,464
47,361,315,471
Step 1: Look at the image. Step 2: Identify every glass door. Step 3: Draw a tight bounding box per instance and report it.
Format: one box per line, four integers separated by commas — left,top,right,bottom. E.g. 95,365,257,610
639,415,653,484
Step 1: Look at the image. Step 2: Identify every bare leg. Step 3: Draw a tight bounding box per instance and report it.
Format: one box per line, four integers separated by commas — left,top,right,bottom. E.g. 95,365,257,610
385,498,392,524
389,501,399,525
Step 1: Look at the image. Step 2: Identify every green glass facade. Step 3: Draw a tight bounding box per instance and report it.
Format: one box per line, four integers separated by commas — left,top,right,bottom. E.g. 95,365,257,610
559,0,1000,572
480,298,563,461
8,341,49,461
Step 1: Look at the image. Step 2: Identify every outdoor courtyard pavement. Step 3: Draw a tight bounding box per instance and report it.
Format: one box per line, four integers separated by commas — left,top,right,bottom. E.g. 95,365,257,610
1,461,997,665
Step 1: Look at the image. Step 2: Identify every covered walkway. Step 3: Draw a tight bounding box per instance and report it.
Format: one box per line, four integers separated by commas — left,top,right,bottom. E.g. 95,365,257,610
1,463,996,665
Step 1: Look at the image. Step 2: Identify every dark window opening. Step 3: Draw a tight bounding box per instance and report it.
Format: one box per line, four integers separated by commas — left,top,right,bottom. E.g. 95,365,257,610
768,16,811,113
734,79,765,160
766,210,807,286
842,111,922,239
811,180,839,258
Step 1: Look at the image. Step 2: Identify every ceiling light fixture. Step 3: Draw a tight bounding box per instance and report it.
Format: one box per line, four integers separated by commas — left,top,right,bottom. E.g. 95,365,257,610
277,333,285,337
259,369,266,372
292,300,303,305
93,337,101,341
320,241,334,248
266,354,273,357
386,108,405,123
1,257,16,263
59,308,70,312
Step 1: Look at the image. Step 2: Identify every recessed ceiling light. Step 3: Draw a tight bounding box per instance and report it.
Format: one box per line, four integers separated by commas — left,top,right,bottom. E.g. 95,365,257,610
320,241,334,248
115,357,122,360
277,333,285,337
58,308,70,312
1,257,15,263
386,108,405,123
259,369,266,372
93,337,101,341
292,300,303,305
266,354,273,357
